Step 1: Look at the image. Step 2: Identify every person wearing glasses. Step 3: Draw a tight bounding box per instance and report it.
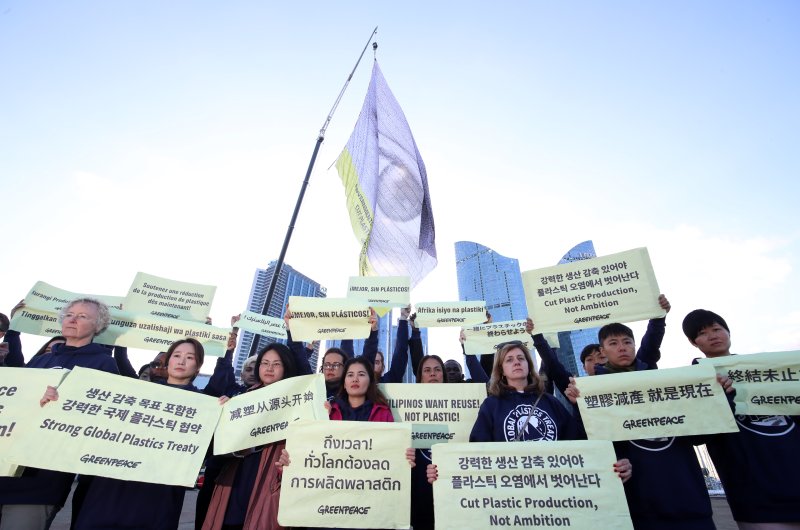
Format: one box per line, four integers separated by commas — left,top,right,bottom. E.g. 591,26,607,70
201,343,298,530
426,342,631,482
0,298,120,530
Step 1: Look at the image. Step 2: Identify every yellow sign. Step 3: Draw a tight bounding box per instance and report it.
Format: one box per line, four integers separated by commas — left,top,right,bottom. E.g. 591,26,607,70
575,364,738,441
278,420,412,529
214,374,327,454
432,441,633,530
9,305,63,337
287,296,371,341
235,310,287,339
124,272,216,323
0,368,69,477
700,351,800,415
522,248,664,333
347,276,410,308
414,302,487,328
22,281,124,312
463,320,532,357
7,367,222,487
380,383,487,448
94,311,229,357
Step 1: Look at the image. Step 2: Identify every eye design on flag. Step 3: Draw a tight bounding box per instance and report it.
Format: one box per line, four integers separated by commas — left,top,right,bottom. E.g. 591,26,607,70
377,135,423,222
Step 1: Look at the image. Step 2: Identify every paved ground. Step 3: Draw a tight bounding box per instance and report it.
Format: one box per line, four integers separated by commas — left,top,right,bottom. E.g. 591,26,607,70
50,489,737,529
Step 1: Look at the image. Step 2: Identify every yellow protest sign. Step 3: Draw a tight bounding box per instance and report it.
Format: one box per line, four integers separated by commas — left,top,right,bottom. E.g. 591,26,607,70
347,276,410,308
94,311,229,357
235,310,287,339
700,351,800,415
380,383,487,448
9,305,62,337
414,301,487,328
432,441,633,530
10,281,126,337
214,374,327,454
124,272,216,322
575,364,738,441
522,248,664,333
7,367,222,487
0,368,69,477
463,320,532,357
22,281,124,312
278,420,412,529
287,296,371,341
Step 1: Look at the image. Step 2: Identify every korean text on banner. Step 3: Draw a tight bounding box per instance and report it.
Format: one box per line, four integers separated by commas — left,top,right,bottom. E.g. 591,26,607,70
278,420,412,529
414,302,487,328
700,351,800,415
432,440,633,530
7,367,222,487
287,296,370,341
235,311,287,340
124,272,216,323
214,374,327,454
0,368,69,477
522,248,664,334
463,320,532,357
334,61,437,289
380,383,486,448
575,364,738,441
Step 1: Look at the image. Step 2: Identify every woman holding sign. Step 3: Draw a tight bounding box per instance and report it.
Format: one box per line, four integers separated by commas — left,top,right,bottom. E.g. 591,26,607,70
201,343,298,530
74,338,224,530
426,343,631,479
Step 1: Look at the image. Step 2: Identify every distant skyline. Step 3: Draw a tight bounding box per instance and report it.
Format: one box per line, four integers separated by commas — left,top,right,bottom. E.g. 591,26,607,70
1,1,798,371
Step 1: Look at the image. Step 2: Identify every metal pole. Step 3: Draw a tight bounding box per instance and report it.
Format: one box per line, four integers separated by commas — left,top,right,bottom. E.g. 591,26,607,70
248,26,378,357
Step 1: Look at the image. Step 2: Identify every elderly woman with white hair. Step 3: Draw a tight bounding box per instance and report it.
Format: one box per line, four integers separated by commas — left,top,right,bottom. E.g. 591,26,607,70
0,297,120,530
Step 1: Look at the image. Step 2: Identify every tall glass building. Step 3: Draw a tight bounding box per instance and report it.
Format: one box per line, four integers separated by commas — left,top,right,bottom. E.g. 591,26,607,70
556,241,600,377
234,261,326,378
455,241,528,322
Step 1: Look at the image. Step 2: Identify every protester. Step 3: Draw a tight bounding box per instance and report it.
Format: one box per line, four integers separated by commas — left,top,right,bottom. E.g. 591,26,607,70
201,343,298,530
683,309,800,529
534,294,671,393
366,305,411,383
70,338,226,529
0,298,119,530
427,343,630,482
568,321,725,530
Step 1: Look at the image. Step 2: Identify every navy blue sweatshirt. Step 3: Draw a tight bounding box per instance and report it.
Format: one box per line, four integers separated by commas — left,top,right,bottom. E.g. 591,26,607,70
73,381,201,530
594,355,714,530
470,390,581,442
690,358,800,523
0,342,119,506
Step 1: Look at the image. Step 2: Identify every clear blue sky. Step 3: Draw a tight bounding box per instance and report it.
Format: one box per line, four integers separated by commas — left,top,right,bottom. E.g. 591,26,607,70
2,1,798,370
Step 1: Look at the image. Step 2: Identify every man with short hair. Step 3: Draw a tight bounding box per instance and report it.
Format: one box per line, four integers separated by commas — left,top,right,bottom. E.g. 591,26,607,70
0,298,119,530
683,309,800,529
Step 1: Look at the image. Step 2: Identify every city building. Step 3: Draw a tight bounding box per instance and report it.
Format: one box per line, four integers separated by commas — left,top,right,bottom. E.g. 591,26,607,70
234,261,326,378
556,240,600,377
455,241,527,323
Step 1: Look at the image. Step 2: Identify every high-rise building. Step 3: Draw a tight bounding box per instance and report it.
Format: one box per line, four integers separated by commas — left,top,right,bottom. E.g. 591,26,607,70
455,241,527,322
556,241,600,377
234,261,326,378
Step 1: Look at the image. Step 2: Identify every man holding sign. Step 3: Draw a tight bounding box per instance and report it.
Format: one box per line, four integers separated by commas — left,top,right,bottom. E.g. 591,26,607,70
683,309,800,528
0,298,119,530
571,320,732,530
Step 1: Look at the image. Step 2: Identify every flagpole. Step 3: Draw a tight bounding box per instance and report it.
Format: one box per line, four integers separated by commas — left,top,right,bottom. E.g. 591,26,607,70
249,26,378,357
